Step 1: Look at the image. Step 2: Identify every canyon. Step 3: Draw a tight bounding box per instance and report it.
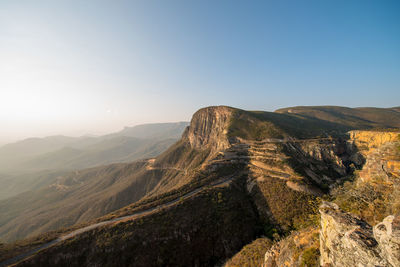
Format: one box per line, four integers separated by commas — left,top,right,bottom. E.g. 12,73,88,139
1,105,399,266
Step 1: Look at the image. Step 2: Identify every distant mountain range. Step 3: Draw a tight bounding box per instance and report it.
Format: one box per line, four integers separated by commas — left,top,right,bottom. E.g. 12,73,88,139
1,106,400,267
0,122,188,172
0,122,188,200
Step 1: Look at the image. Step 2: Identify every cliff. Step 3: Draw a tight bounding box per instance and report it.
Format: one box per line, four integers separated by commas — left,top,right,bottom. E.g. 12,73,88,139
261,129,400,267
333,130,400,225
348,130,400,183
348,130,399,154
184,106,234,151
262,227,320,267
319,202,400,267
3,106,400,267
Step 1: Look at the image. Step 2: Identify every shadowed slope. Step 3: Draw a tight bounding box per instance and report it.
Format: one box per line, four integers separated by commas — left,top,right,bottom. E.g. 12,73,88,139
2,105,400,266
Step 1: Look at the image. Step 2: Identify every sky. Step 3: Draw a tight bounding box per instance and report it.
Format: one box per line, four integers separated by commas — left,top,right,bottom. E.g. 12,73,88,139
1,0,399,144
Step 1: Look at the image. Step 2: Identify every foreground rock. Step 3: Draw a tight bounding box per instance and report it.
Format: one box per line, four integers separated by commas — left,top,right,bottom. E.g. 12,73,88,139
319,202,400,267
262,227,320,267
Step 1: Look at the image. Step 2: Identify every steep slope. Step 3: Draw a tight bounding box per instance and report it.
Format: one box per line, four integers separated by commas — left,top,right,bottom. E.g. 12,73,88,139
0,170,69,201
276,106,400,130
319,202,400,267
0,136,86,171
262,227,320,267
260,129,400,267
104,121,188,139
0,161,172,242
21,137,177,171
12,178,260,267
0,122,188,200
0,111,224,242
0,122,188,174
2,106,400,266
332,130,400,225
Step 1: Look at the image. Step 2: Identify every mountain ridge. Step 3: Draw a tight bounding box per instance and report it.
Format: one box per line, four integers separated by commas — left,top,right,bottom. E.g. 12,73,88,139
1,105,399,266
0,122,188,200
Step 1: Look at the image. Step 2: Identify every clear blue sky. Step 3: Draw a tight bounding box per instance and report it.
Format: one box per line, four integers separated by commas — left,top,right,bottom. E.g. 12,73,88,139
0,0,399,142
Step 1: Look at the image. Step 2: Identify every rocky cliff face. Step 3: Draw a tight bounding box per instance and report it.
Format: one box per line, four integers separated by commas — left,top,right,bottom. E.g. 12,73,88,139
318,131,400,267
263,227,320,267
348,131,399,154
261,130,400,267
332,130,400,225
347,131,400,183
319,202,400,267
4,107,400,267
184,106,234,151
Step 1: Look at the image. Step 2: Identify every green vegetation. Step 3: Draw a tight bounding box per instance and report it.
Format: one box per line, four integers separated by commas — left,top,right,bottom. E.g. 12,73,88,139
228,110,285,140
276,106,400,132
3,105,400,266
300,247,320,267
332,180,396,225
0,230,61,262
224,237,273,267
397,134,400,155
0,161,162,242
15,179,261,267
252,178,320,232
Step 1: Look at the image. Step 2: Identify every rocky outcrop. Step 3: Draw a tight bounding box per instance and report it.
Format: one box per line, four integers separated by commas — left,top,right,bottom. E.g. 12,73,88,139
348,131,399,154
263,227,320,267
374,215,400,267
283,139,351,187
184,106,234,151
349,131,400,184
5,108,399,267
319,202,400,267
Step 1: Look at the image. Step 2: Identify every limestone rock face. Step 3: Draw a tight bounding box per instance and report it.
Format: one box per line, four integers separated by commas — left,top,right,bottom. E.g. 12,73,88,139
319,202,400,267
184,106,233,151
285,139,351,185
262,227,320,267
348,131,399,154
374,215,400,267
346,131,400,185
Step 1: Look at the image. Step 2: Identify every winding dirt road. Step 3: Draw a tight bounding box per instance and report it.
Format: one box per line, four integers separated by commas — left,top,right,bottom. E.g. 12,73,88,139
0,175,234,267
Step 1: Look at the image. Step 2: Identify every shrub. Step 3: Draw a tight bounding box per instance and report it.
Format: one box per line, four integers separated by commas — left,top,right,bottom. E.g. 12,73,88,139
300,247,320,267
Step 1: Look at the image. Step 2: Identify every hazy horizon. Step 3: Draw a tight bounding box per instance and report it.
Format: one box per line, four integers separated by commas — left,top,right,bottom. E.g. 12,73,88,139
0,120,190,145
1,0,399,144
2,104,399,146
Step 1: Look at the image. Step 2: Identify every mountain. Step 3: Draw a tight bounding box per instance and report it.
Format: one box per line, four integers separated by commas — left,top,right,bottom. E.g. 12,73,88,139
0,106,399,266
20,137,177,171
0,161,166,242
0,136,86,169
262,130,400,266
0,122,188,172
0,170,69,201
103,121,188,139
0,122,188,200
275,105,400,130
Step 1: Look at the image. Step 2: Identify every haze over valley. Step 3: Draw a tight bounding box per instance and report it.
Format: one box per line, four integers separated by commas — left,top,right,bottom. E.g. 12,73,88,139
1,1,400,267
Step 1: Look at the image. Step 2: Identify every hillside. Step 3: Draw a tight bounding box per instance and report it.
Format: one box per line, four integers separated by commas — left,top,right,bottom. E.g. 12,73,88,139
0,122,188,173
276,106,400,131
0,170,69,201
0,122,188,200
21,137,177,171
103,121,188,139
1,105,399,266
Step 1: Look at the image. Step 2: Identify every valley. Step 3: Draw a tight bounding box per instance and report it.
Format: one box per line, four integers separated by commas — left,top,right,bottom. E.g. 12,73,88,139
0,105,399,266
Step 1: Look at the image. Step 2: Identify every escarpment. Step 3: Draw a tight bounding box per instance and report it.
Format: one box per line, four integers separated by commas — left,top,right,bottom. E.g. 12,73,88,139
347,130,400,183
184,106,234,151
4,106,400,267
261,130,400,267
333,130,400,226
